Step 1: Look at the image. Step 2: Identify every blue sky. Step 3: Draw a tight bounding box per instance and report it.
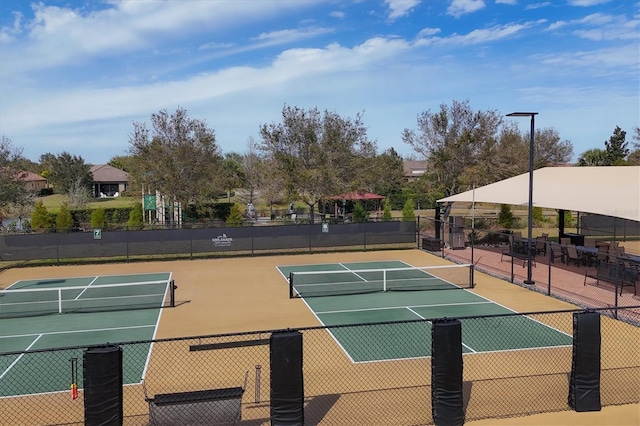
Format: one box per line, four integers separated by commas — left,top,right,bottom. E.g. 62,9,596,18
1,0,638,165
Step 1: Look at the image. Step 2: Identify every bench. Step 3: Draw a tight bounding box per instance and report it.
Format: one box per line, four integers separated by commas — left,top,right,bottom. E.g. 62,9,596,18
145,372,248,425
501,247,536,268
584,262,638,295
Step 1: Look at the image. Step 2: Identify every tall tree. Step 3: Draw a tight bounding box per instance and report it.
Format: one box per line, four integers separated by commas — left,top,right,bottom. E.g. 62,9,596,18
577,148,608,166
242,136,264,205
259,105,376,222
39,151,93,194
604,125,628,165
0,135,34,218
628,126,640,165
531,127,573,168
402,99,503,196
221,152,245,202
128,107,223,226
359,147,405,197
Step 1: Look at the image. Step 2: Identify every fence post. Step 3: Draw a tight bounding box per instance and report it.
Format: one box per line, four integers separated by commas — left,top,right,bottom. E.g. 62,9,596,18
547,240,552,296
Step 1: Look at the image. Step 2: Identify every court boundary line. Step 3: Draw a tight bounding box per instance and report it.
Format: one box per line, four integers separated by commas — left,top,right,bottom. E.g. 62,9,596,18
0,272,172,397
279,260,573,363
141,272,173,381
352,342,573,364
0,324,158,340
74,276,100,300
389,259,573,339
315,301,493,315
0,334,43,380
5,271,173,291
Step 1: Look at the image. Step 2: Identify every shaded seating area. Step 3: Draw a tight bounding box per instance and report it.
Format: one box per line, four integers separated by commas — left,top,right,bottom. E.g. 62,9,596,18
584,260,639,296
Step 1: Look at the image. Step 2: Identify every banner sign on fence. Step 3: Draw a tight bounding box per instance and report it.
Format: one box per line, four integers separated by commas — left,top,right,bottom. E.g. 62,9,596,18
143,195,156,211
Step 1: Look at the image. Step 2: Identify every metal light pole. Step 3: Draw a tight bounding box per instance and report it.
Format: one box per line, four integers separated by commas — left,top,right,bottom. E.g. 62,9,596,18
506,112,538,285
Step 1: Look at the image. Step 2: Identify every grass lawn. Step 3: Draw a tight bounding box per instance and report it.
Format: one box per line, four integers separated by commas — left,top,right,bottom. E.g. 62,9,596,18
37,194,137,213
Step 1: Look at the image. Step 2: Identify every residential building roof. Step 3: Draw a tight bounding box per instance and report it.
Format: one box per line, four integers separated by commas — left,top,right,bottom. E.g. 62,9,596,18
16,171,46,182
403,160,428,179
90,164,130,183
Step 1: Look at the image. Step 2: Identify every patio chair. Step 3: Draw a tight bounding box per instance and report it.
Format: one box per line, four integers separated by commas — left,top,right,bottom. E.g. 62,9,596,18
596,245,608,266
560,237,571,246
550,244,565,264
501,235,515,262
565,245,582,266
534,237,547,256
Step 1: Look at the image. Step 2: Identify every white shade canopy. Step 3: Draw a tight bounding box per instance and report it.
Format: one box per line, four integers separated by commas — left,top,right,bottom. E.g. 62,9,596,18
437,166,640,222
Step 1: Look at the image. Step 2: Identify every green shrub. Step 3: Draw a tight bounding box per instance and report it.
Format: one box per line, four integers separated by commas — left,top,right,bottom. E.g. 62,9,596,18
56,203,74,233
91,208,107,228
352,202,368,223
381,202,393,222
498,204,515,228
226,204,244,226
31,200,52,231
560,210,575,227
128,202,144,229
401,198,416,222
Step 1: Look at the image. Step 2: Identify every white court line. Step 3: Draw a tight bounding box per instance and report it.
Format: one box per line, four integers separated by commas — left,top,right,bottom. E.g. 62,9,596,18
0,324,156,340
0,334,43,380
141,271,173,381
316,301,492,315
338,263,367,282
406,306,425,319
406,307,477,353
73,276,100,300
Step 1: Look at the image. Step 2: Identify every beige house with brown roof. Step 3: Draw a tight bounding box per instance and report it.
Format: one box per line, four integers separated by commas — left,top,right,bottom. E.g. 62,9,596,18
17,171,47,192
90,164,130,197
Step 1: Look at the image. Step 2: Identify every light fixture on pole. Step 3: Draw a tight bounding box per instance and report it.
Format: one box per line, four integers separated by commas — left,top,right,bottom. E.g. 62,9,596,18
506,112,538,285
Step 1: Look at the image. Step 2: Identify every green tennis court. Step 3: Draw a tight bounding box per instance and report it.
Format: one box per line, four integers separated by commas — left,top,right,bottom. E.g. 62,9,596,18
0,272,172,397
278,261,572,362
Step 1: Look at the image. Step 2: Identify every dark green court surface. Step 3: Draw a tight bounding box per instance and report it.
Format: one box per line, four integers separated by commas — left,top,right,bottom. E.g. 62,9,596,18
0,272,172,397
278,261,572,362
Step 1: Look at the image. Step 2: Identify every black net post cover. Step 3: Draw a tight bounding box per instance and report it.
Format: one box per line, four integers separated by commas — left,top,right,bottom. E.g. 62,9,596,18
569,311,601,412
83,345,123,426
431,318,464,426
270,330,304,426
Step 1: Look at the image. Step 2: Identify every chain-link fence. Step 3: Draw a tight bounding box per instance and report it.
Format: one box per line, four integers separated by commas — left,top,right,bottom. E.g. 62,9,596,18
0,221,417,267
419,218,640,323
1,307,638,425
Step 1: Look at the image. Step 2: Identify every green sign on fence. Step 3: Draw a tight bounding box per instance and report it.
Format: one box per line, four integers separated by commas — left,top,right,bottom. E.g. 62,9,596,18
93,229,102,240
143,194,156,211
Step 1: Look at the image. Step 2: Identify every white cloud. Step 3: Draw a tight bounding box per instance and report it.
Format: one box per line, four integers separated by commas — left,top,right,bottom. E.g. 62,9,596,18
535,43,639,70
525,2,551,10
385,0,421,20
495,0,517,4
330,11,346,19
568,0,612,6
447,0,486,18
254,27,333,44
547,21,567,31
545,13,639,41
0,1,321,75
417,27,441,37
417,21,541,46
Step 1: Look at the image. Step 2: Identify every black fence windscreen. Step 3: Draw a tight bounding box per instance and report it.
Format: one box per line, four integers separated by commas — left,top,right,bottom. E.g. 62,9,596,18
0,221,417,264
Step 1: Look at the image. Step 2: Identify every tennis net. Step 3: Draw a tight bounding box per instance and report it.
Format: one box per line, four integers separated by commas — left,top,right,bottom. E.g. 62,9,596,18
0,279,176,319
289,264,473,298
